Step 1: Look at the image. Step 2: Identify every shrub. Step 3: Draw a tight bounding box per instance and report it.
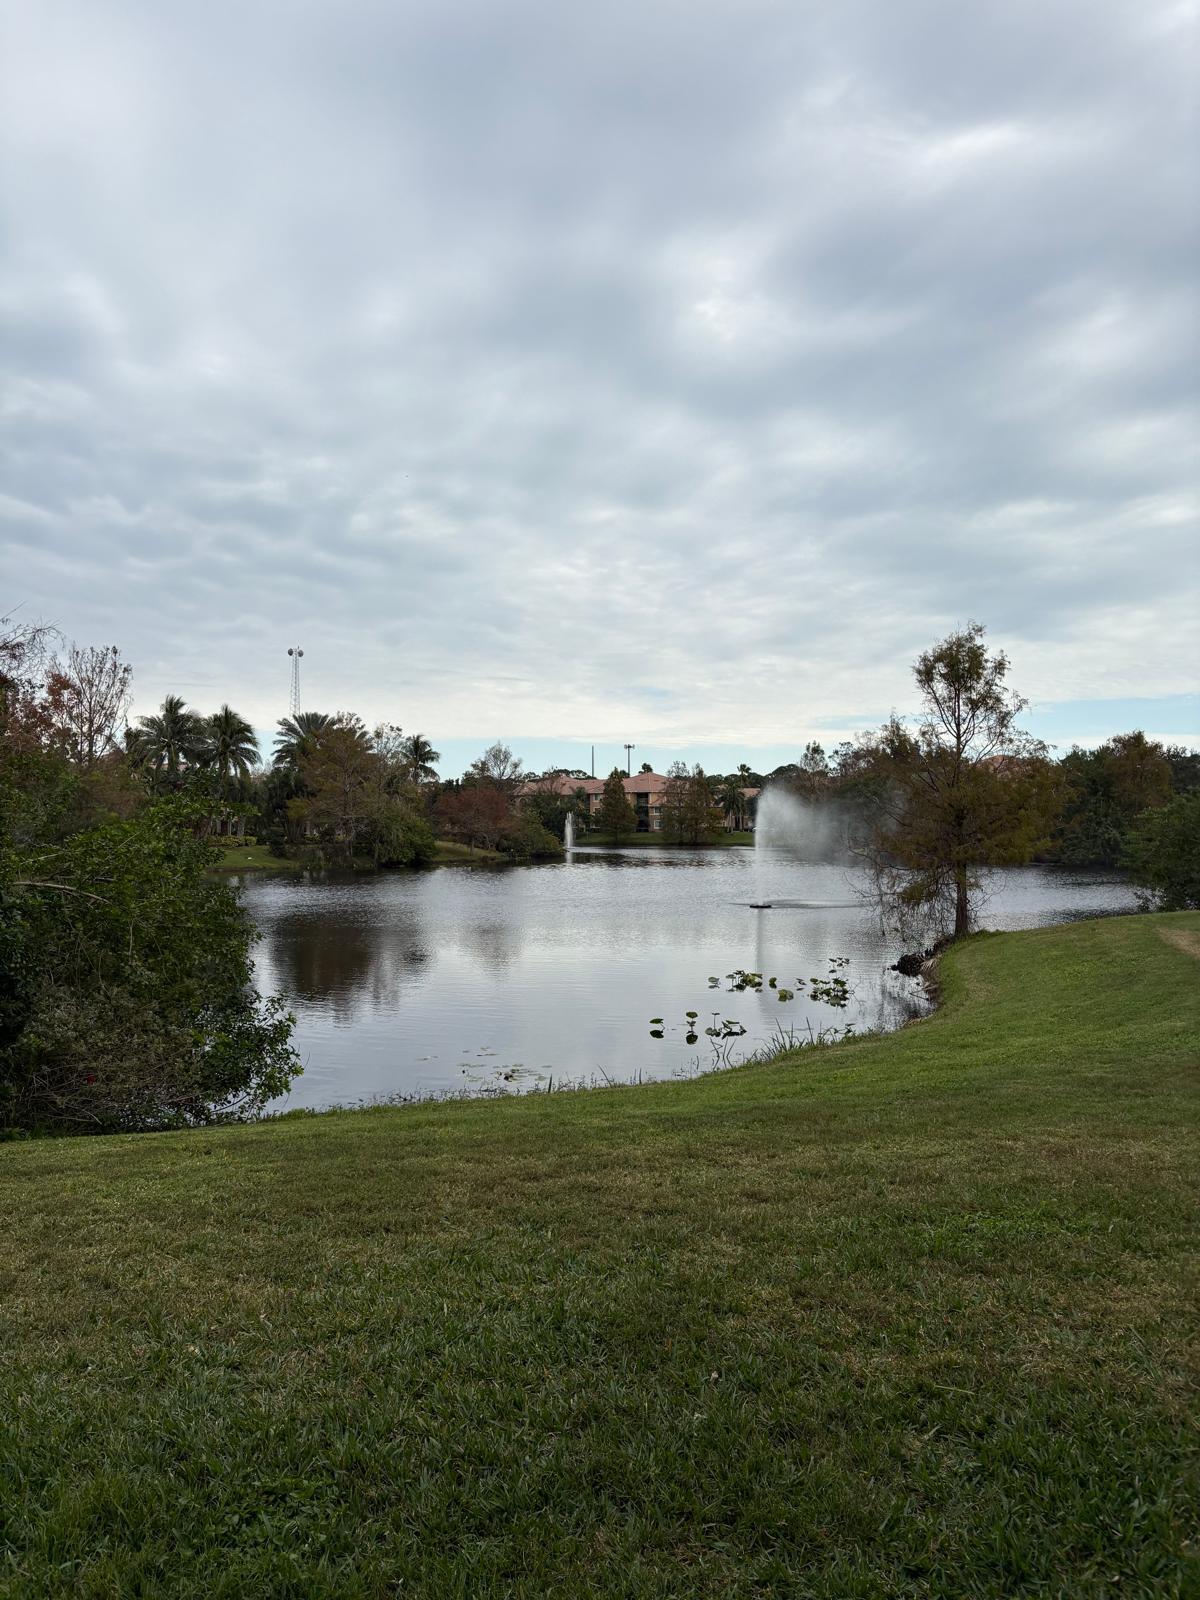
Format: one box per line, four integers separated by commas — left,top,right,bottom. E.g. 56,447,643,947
369,800,436,867
1,800,299,1133
497,813,564,860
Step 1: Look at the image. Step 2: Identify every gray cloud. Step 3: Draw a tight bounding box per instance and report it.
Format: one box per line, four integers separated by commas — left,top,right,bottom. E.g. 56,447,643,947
2,0,1197,751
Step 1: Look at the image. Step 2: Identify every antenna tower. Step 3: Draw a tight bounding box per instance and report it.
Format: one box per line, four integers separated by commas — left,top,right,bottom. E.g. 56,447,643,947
287,647,304,716
624,742,635,776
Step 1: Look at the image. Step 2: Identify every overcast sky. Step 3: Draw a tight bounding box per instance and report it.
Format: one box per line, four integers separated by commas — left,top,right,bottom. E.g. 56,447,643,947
2,0,1197,776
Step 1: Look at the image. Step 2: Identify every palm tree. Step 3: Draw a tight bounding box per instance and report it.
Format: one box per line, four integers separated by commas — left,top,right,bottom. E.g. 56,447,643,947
718,776,747,832
401,733,441,783
205,705,259,788
272,711,333,770
131,694,207,781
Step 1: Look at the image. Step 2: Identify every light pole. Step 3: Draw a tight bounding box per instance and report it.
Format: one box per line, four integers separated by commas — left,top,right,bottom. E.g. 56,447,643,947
624,743,635,776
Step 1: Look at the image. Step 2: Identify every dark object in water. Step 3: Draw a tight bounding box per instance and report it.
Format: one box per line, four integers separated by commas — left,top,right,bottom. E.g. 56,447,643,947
749,902,773,909
893,949,933,977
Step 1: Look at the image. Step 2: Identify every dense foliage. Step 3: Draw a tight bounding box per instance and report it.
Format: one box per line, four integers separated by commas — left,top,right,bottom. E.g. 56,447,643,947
1124,792,1200,910
1050,732,1190,868
660,761,722,844
1,621,299,1135
1,800,298,1134
0,754,297,1137
596,767,637,843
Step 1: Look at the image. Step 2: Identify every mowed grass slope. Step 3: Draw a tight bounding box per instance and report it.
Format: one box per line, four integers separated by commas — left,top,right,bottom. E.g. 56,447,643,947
2,914,1198,1598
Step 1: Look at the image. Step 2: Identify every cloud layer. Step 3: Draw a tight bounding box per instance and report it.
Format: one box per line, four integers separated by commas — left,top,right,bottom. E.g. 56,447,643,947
3,0,1197,756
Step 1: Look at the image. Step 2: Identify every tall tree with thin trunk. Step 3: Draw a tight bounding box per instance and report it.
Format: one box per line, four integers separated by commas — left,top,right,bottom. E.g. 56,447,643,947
130,695,207,784
272,711,333,770
204,706,259,791
401,733,441,784
864,624,1061,940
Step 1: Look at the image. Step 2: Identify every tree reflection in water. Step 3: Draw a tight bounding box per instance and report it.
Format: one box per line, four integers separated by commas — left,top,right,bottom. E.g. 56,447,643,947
234,857,1138,1110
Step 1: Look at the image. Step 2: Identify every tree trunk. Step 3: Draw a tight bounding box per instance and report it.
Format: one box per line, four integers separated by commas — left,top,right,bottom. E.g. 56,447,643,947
954,872,970,939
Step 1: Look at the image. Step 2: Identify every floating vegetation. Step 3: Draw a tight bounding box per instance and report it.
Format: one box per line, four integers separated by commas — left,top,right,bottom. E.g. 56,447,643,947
648,957,855,1065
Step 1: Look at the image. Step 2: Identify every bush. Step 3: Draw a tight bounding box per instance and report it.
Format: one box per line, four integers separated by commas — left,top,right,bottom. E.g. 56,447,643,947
1124,794,1200,910
1,801,299,1133
369,800,436,867
496,814,564,860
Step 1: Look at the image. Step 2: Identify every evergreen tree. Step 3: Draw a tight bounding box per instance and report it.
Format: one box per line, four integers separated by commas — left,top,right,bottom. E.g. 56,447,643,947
597,768,636,844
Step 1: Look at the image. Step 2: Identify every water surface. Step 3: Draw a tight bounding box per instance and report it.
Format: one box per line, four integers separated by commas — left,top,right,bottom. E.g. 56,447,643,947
235,848,1138,1111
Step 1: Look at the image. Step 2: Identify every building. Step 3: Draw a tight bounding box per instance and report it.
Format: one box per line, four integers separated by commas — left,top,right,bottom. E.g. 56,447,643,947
517,771,670,832
519,773,760,834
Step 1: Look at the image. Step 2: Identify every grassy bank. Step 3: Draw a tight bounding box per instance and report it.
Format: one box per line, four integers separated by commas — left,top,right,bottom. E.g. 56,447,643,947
433,839,507,865
207,840,507,871
2,915,1198,1597
207,841,304,871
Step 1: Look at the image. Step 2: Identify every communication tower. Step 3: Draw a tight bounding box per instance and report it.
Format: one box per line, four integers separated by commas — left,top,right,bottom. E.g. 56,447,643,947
287,647,304,716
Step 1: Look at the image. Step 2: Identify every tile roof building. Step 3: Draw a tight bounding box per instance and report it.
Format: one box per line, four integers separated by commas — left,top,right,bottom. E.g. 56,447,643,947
518,771,671,832
518,772,759,834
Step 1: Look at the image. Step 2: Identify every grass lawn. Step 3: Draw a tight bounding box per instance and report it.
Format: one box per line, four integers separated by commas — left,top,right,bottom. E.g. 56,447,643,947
2,914,1198,1597
206,842,304,872
433,839,508,865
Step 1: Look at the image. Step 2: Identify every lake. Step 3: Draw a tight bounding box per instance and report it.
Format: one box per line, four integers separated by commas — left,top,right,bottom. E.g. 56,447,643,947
232,847,1139,1111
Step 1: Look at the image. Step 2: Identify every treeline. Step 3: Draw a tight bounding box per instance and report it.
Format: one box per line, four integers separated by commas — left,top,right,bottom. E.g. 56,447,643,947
759,730,1199,878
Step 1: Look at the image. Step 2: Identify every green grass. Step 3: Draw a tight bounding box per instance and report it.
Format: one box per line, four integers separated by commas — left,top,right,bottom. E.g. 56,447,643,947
208,841,506,872
433,839,507,865
207,841,304,872
2,914,1198,1598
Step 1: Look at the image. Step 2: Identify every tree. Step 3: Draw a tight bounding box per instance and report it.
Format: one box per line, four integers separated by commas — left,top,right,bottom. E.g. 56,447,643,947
864,624,1061,940
1107,731,1173,817
290,721,378,861
1,799,298,1133
661,762,720,844
520,783,588,842
717,776,748,831
130,695,207,783
597,768,636,843
1164,745,1200,796
272,711,334,770
496,812,564,859
0,614,60,757
639,762,653,774
401,733,441,784
660,761,689,842
44,644,132,770
433,783,511,850
1124,793,1200,910
796,741,830,797
204,705,259,790
1053,732,1175,867
364,795,437,867
467,742,525,792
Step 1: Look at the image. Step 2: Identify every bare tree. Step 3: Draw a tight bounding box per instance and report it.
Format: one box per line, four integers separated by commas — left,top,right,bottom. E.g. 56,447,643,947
0,611,59,747
467,741,525,793
46,645,132,770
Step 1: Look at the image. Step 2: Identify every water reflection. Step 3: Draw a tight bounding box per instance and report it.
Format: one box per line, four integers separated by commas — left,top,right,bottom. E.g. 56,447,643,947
236,853,1139,1111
